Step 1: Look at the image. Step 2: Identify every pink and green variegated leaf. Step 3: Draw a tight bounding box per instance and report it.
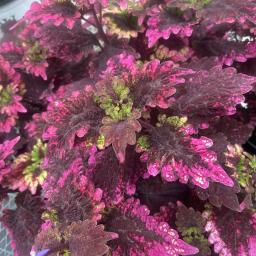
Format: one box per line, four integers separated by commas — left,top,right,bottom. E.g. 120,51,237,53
152,43,194,63
173,65,256,117
17,42,49,81
100,110,141,163
204,206,256,256
33,220,117,256
175,202,211,256
3,140,47,195
103,3,142,39
141,125,233,189
23,0,81,29
105,197,199,255
0,55,26,132
103,56,194,109
0,191,44,256
176,202,206,234
0,84,27,130
44,90,104,157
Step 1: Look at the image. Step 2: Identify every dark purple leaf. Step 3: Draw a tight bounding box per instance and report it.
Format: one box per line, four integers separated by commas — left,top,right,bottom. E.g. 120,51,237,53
100,110,141,163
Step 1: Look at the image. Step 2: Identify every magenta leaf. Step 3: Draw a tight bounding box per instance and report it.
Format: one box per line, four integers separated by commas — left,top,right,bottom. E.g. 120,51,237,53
0,136,20,182
146,3,195,47
24,0,81,29
105,197,199,255
204,206,256,256
131,60,194,109
0,136,19,163
142,125,233,189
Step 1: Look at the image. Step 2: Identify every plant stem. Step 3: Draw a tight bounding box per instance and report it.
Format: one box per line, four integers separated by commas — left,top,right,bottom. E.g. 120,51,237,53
80,21,104,50
139,119,155,130
91,5,109,44
81,16,95,27
99,5,103,24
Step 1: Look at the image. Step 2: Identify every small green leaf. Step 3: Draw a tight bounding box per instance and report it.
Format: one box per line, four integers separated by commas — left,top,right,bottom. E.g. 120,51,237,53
137,136,150,150
97,134,105,150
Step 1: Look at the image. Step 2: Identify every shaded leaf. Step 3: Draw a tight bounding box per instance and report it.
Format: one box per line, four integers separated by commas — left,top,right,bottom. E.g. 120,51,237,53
100,110,141,163
34,220,117,256
0,191,44,256
173,65,256,117
176,202,211,256
196,181,241,211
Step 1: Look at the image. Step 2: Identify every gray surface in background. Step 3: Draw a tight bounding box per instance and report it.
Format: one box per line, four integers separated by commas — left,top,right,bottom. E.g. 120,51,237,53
0,0,34,20
0,0,35,38
0,194,16,256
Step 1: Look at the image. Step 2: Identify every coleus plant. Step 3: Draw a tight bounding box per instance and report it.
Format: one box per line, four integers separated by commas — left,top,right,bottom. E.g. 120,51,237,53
0,0,256,255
